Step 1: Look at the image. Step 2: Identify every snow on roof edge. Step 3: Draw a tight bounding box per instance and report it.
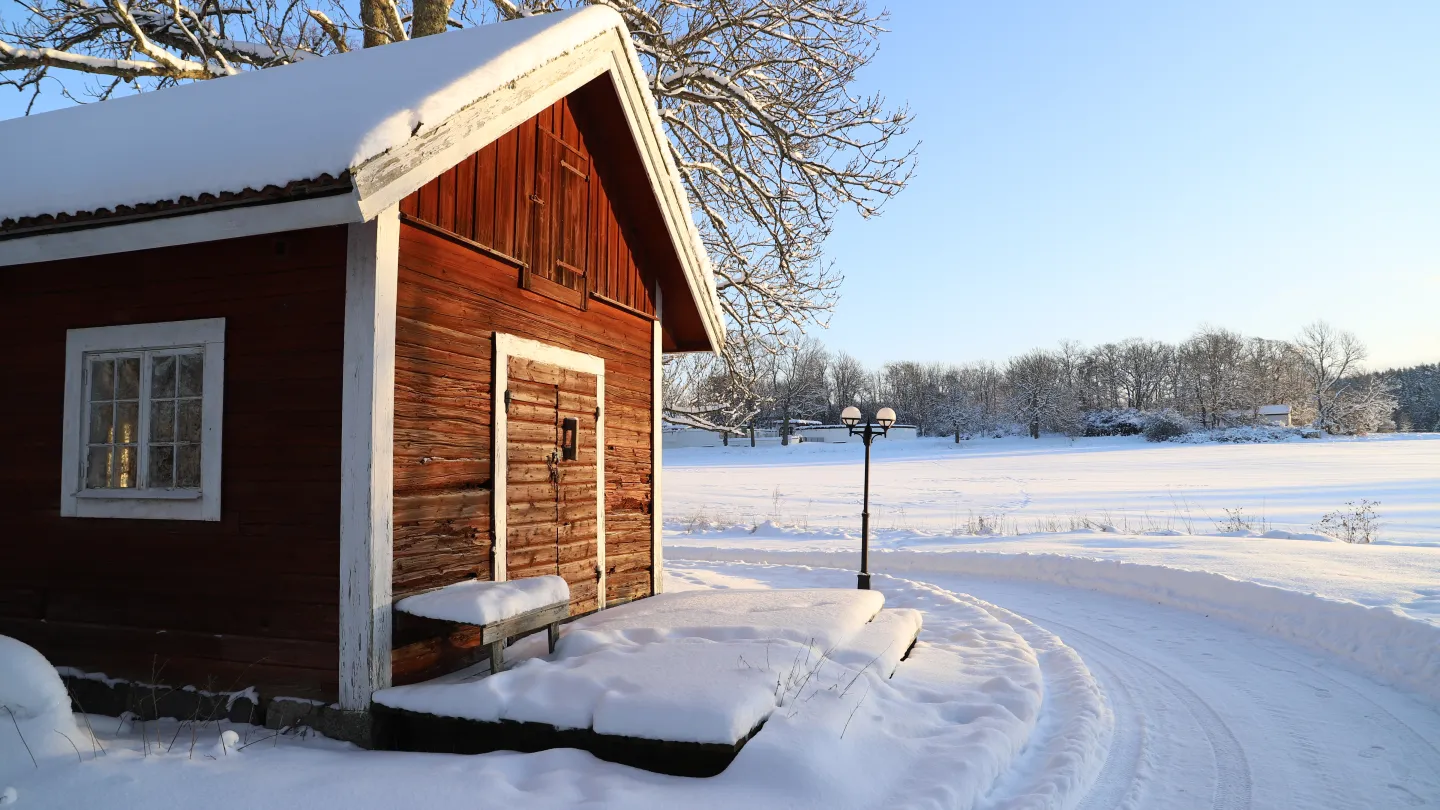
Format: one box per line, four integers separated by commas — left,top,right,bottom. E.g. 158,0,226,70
0,7,621,226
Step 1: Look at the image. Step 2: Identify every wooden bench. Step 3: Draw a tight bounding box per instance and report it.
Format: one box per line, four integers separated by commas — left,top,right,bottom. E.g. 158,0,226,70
392,576,572,680
480,600,569,673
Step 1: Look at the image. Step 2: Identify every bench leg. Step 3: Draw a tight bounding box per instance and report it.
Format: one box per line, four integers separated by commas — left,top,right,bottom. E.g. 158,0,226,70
489,639,505,674
547,623,559,655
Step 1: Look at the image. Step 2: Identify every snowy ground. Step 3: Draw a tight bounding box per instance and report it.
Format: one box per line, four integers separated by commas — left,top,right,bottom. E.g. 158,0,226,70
6,434,1437,808
0,569,1108,810
666,435,1440,626
662,433,1440,806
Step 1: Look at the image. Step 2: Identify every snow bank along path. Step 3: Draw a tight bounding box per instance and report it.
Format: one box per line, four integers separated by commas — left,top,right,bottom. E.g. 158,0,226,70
902,568,1440,810
673,546,1440,704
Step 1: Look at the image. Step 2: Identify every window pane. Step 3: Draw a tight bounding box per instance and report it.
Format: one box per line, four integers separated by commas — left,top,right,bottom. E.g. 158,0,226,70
150,400,175,442
115,445,137,488
115,401,140,445
89,358,114,401
86,446,110,489
88,401,114,445
151,355,176,398
116,357,141,399
176,445,201,488
177,400,202,443
178,353,203,397
148,445,175,488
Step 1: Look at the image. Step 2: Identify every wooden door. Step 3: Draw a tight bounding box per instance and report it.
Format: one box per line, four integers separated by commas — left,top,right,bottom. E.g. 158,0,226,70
505,355,601,614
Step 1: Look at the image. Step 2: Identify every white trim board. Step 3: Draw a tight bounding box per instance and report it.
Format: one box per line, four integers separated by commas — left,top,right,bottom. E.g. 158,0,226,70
0,194,361,268
492,333,606,608
651,288,664,594
59,318,226,521
337,206,400,712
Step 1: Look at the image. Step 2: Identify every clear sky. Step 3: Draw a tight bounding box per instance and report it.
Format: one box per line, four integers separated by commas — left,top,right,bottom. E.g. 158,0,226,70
2,1,1437,369
821,1,1440,371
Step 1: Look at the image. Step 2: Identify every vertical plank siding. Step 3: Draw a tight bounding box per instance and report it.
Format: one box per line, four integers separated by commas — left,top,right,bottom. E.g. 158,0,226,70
0,227,349,700
392,89,660,683
399,93,657,317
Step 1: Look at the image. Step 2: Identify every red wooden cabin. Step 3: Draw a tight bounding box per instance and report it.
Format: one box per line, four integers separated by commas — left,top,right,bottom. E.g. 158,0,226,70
0,7,721,738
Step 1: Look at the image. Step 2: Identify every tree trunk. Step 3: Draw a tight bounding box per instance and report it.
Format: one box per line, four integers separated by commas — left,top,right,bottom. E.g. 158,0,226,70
411,0,452,37
360,0,400,47
750,420,756,448
1030,419,1040,439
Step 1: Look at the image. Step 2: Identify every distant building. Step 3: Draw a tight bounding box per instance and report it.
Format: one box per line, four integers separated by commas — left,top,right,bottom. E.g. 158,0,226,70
1256,405,1292,426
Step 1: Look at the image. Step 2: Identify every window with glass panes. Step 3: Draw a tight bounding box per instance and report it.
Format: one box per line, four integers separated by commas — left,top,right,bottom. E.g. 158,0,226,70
84,349,204,491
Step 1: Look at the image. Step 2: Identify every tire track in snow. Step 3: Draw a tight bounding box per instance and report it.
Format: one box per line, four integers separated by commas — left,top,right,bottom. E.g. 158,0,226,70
1070,655,1150,810
1029,615,1253,810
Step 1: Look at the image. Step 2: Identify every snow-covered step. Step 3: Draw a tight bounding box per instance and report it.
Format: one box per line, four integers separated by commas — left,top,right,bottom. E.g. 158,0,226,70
372,588,922,775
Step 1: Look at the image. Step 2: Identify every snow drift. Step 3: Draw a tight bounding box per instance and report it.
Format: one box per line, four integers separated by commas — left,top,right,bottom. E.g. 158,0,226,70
0,635,90,782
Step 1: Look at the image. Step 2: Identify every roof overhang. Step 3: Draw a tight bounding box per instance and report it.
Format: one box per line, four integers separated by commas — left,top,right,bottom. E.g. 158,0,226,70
0,13,723,353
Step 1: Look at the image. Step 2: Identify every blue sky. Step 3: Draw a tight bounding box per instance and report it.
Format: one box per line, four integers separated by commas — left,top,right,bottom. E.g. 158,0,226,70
821,1,1439,370
3,1,1437,369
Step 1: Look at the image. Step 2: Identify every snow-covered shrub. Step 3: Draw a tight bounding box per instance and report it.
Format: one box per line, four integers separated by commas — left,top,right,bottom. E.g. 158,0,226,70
1082,408,1148,437
1171,425,1304,444
1315,500,1382,544
1142,409,1193,442
0,636,89,781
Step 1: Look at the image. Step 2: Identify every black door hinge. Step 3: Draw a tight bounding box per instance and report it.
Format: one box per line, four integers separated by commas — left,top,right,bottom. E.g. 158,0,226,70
504,389,512,414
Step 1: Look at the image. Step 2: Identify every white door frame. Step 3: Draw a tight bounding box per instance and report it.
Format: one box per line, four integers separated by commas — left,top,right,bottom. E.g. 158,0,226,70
492,333,606,608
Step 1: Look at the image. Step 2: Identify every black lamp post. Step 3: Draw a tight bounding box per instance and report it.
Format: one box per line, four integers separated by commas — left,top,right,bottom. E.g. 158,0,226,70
840,405,896,590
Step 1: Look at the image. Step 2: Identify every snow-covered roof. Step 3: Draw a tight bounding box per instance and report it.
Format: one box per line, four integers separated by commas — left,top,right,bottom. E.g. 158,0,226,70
0,10,608,226
0,7,723,349
1257,405,1292,415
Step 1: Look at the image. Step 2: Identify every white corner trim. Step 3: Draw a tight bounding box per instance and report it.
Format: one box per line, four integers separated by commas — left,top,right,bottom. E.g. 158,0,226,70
651,288,664,594
338,207,399,711
0,193,363,269
598,30,725,352
59,318,226,521
492,333,606,608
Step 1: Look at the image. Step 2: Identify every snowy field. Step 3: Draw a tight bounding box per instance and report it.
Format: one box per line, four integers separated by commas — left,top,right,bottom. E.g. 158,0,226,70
665,434,1440,626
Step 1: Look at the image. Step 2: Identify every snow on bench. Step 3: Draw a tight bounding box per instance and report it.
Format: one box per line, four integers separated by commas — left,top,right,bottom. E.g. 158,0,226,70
394,576,570,626
374,588,922,748
394,576,571,671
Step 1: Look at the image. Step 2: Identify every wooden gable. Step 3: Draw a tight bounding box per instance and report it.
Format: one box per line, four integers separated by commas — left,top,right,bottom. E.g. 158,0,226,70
398,84,657,321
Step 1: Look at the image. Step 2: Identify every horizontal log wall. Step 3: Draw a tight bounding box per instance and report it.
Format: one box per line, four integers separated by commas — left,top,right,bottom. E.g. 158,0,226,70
392,223,656,682
0,227,348,700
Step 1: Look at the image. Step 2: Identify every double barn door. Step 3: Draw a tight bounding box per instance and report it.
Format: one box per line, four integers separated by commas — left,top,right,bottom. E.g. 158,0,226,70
499,337,604,615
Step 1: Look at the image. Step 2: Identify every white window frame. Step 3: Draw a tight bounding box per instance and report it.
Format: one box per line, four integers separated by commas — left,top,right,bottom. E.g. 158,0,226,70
60,318,226,521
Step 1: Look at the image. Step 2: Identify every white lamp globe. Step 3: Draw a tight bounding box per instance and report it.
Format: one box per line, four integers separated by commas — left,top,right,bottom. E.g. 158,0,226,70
876,407,897,428
840,406,862,427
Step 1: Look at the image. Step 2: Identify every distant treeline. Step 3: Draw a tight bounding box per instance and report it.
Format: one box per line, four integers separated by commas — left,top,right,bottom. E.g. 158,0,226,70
667,322,1436,438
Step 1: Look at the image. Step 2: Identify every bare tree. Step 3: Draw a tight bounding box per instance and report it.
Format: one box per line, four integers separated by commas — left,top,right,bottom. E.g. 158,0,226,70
1005,350,1076,439
1294,321,1368,431
765,336,829,443
1178,326,1246,428
1331,377,1397,435
826,351,870,422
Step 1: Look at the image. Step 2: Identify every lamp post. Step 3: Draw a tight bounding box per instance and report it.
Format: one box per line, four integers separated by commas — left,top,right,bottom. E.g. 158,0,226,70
840,405,896,590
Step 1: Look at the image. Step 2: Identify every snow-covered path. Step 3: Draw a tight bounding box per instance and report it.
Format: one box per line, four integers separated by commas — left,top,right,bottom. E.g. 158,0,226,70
670,560,1440,809
946,575,1440,810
